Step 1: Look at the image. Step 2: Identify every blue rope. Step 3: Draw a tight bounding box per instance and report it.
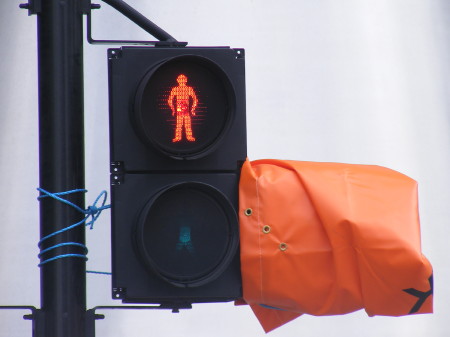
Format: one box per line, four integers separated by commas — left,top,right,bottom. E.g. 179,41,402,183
86,270,112,275
37,188,111,268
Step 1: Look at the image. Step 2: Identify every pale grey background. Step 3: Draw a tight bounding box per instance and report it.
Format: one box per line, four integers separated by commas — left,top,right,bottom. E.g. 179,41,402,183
1,0,449,336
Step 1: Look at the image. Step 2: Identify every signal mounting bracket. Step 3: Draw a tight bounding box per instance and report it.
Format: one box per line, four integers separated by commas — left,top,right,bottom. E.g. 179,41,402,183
87,0,187,47
86,305,192,337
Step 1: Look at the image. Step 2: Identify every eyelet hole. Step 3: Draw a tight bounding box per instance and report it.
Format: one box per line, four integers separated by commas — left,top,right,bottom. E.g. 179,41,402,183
262,225,271,234
244,208,253,216
279,243,288,251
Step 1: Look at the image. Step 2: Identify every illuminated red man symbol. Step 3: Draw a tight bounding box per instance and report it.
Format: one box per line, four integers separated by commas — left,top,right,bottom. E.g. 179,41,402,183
167,74,198,142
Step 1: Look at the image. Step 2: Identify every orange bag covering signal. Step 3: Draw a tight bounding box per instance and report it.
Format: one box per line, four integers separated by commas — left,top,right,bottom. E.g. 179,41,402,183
238,159,433,332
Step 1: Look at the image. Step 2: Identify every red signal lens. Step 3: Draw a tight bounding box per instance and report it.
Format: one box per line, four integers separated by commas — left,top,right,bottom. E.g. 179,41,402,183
134,56,234,159
167,74,198,143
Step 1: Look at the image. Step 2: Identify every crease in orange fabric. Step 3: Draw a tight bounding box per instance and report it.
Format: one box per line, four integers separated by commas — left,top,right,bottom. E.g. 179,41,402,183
238,159,433,333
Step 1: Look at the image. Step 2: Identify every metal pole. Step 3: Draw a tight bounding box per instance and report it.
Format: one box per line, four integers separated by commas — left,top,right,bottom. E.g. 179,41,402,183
37,0,86,336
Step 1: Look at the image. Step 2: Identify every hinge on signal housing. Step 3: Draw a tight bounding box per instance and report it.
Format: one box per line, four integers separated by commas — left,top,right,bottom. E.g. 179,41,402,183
110,161,124,185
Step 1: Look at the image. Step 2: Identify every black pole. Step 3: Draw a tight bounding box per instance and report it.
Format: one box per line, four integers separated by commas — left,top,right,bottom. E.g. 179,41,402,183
37,0,86,336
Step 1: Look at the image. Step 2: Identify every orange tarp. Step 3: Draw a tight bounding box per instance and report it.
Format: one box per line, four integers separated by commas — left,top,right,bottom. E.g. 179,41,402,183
238,159,433,332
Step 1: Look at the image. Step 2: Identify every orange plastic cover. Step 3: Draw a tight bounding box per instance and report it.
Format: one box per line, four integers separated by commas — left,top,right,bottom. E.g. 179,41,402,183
238,159,433,332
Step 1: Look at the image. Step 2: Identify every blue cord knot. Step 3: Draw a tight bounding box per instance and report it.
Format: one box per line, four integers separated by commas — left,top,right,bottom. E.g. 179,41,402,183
36,188,111,266
87,205,99,214
84,190,110,229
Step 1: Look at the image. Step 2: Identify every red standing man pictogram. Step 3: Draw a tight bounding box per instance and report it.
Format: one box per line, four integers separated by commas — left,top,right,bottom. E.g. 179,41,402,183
167,74,198,142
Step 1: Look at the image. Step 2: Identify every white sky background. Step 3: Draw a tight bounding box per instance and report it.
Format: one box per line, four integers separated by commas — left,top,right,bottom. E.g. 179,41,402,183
1,0,449,336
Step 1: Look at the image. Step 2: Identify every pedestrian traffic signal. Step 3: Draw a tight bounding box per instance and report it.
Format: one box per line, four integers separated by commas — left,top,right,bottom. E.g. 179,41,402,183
133,54,236,160
108,47,246,308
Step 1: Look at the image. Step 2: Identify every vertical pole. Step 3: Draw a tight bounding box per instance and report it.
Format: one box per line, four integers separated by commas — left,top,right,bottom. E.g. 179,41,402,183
37,0,86,336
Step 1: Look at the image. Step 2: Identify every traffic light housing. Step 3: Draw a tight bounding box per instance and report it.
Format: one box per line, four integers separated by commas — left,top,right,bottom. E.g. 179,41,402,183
108,47,246,307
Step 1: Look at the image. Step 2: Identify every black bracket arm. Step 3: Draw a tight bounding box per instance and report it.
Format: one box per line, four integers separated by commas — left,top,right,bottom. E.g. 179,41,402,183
0,306,42,337
19,0,41,15
86,304,192,337
88,0,187,46
20,0,187,46
102,0,175,42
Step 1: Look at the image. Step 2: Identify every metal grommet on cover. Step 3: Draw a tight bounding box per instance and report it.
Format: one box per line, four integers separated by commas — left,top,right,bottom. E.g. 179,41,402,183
279,243,288,251
262,225,271,234
244,208,253,216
